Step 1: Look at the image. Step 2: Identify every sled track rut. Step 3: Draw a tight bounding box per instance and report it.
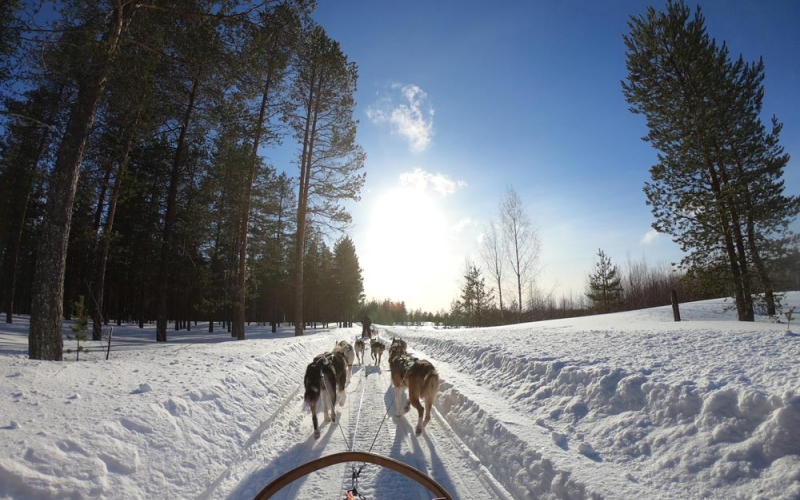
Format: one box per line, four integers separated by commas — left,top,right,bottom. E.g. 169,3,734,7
196,381,308,500
204,341,506,500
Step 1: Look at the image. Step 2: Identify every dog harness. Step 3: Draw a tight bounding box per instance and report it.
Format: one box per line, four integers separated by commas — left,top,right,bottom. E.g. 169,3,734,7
400,356,417,373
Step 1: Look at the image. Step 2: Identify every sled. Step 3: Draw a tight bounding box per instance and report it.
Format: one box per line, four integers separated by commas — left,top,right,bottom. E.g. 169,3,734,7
252,450,454,499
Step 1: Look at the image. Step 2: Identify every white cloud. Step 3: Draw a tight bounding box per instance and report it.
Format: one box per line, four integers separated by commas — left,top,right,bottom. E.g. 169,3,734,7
452,218,474,233
641,229,662,244
367,83,435,153
399,168,467,195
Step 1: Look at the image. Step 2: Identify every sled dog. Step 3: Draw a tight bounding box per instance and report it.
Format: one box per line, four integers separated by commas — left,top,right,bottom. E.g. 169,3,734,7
333,340,355,382
304,351,347,439
354,338,366,365
370,339,385,366
387,337,408,365
389,353,439,436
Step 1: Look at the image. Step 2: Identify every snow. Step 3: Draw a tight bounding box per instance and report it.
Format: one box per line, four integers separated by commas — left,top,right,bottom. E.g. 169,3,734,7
1,296,799,499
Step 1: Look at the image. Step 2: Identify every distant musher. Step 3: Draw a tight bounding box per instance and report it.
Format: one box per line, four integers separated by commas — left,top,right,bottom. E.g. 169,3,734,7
361,315,372,338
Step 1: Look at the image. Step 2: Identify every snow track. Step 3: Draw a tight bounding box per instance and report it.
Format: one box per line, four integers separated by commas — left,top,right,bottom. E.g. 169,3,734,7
199,334,502,500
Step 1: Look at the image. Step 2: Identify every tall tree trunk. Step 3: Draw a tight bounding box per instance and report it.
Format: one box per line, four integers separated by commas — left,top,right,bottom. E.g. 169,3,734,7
29,5,130,360
293,70,317,337
718,157,755,321
708,169,748,321
92,123,135,340
747,222,776,315
233,71,274,341
729,205,754,320
4,97,57,324
156,76,199,342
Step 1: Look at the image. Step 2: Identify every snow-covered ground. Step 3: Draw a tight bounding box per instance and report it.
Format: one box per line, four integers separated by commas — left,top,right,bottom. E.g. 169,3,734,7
1,296,799,499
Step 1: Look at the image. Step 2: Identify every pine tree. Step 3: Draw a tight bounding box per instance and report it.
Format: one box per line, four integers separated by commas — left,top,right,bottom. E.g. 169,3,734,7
458,263,495,327
331,236,364,327
622,0,798,321
287,26,366,335
29,1,138,360
68,295,89,361
586,249,624,314
230,2,308,340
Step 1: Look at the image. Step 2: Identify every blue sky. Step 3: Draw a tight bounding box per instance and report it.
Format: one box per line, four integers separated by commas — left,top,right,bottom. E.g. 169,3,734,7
306,0,800,313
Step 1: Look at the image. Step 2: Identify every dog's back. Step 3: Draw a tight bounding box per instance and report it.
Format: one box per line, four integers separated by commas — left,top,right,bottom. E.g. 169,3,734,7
354,338,366,365
370,339,385,365
389,354,439,436
334,340,355,364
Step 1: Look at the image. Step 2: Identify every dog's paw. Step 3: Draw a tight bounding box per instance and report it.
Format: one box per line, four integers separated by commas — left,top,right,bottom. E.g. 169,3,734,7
415,426,422,436
323,415,331,422
403,404,410,414
314,430,320,439
331,414,336,423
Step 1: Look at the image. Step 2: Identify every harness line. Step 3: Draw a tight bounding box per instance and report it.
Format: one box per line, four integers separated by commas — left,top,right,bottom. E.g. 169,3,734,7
322,373,350,447
342,364,369,499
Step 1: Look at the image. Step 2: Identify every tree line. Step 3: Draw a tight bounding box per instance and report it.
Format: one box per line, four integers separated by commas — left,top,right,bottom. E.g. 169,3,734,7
0,0,366,360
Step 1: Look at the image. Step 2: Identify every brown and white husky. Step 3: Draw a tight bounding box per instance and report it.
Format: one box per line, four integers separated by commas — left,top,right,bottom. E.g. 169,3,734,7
354,338,366,365
387,337,408,366
370,339,385,365
389,353,439,436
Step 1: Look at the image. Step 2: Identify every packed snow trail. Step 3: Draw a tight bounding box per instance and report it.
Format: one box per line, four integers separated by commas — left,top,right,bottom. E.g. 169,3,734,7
270,338,506,499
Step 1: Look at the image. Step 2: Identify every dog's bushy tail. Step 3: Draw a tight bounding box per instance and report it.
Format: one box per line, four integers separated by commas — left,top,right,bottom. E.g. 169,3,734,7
303,369,320,407
422,368,440,403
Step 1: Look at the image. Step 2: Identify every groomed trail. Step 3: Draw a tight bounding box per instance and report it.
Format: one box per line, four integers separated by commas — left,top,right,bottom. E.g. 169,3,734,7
201,332,507,500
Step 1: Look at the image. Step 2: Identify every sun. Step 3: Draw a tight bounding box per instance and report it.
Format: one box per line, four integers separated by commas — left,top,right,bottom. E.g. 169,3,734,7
362,187,451,306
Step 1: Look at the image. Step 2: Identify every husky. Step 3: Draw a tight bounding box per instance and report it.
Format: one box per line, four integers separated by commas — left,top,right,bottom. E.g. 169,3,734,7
387,337,408,365
333,340,355,383
389,353,439,436
303,351,347,439
354,338,366,365
370,339,385,366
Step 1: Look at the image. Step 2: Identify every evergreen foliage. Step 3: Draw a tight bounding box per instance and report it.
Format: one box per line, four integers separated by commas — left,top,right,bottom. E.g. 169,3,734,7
622,0,799,321
453,263,495,327
68,295,89,360
586,249,624,314
331,236,364,326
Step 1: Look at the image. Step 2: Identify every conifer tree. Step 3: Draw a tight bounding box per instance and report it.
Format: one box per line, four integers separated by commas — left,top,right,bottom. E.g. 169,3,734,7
230,2,308,340
29,1,139,360
331,236,364,327
622,0,798,321
68,295,89,361
287,26,366,335
586,249,624,314
458,263,495,327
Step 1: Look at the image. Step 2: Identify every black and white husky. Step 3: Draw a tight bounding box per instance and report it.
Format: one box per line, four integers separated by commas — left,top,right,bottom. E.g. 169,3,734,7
304,351,347,439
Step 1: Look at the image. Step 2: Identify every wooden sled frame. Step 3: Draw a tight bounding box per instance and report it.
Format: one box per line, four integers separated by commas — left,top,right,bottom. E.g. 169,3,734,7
252,450,454,500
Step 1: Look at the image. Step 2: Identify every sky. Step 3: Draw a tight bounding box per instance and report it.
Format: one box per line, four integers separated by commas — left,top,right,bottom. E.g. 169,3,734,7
1,297,799,498
292,0,800,313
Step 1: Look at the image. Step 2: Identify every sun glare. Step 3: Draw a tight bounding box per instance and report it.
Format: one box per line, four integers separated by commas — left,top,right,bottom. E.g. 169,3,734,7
363,187,451,308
